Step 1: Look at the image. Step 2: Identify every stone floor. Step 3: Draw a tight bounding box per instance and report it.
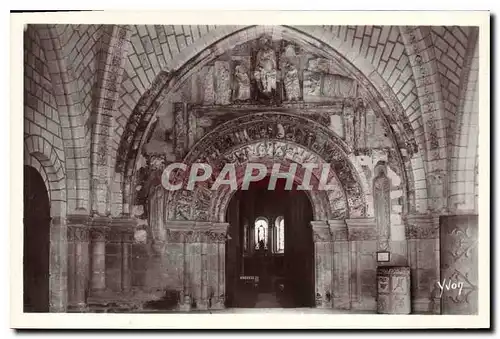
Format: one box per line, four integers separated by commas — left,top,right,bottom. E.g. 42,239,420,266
84,291,375,313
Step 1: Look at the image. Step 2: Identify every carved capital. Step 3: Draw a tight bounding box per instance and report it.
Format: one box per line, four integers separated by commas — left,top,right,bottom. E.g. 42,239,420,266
328,219,348,241
165,221,228,243
404,214,439,239
311,221,332,243
122,231,135,243
68,225,90,242
346,218,377,241
90,227,108,242
206,231,227,243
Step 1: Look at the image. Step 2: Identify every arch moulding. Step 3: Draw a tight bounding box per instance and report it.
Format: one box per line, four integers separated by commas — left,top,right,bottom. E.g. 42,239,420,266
115,25,421,216
162,112,368,225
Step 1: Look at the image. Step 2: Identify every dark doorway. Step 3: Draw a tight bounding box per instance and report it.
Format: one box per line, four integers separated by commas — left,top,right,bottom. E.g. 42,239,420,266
225,177,315,308
23,165,51,312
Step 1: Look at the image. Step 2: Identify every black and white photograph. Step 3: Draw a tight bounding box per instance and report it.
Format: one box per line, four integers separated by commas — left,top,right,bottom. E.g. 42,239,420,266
9,10,490,329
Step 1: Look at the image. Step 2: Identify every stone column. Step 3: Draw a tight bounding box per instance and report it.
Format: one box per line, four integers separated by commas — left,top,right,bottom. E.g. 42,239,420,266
209,222,228,310
89,218,110,293
67,215,90,311
405,214,440,314
110,217,137,294
165,221,228,311
328,219,350,310
188,222,210,310
121,230,133,293
165,221,195,311
311,221,333,308
105,228,122,292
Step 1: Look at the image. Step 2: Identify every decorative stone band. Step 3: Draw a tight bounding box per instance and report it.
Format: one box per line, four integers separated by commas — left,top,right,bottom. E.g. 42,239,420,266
404,214,439,239
66,215,138,242
87,216,111,241
108,217,138,243
345,218,377,241
327,219,348,241
311,221,332,242
377,266,411,276
165,221,229,243
67,224,90,242
67,214,92,242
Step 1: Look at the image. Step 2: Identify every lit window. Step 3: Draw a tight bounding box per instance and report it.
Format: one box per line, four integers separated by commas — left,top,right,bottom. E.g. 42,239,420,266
275,216,285,253
254,217,268,250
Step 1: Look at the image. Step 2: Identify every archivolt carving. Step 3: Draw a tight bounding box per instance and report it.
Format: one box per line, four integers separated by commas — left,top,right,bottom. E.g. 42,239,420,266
164,112,366,222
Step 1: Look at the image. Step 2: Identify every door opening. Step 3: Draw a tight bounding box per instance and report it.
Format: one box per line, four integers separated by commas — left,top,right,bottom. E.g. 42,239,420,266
23,165,51,312
225,176,314,308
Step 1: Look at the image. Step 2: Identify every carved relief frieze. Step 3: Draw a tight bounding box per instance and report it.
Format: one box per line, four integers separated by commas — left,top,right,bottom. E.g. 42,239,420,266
427,170,446,213
68,225,90,242
232,58,251,102
201,65,216,105
280,43,301,102
166,228,227,244
215,61,231,105
323,73,358,98
373,162,391,251
347,227,377,241
404,214,439,239
173,102,188,159
346,218,377,241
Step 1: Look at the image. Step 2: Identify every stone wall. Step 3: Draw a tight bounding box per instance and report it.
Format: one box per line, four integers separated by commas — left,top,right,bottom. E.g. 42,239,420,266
439,215,478,315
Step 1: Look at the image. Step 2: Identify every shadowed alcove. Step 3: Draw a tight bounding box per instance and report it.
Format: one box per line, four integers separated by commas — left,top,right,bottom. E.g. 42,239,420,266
23,165,51,312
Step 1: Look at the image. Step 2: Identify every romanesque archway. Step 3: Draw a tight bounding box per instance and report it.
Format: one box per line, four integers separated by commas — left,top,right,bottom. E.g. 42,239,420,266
116,25,417,218
24,135,68,312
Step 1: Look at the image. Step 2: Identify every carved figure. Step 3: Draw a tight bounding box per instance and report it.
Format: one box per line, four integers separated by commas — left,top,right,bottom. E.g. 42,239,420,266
254,36,277,98
282,61,300,101
233,63,251,101
303,71,321,96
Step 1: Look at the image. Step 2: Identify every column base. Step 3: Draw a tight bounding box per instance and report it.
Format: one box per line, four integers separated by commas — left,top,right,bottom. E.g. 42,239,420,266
315,303,333,309
67,302,88,313
333,298,351,310
210,297,225,310
178,295,192,312
197,299,209,310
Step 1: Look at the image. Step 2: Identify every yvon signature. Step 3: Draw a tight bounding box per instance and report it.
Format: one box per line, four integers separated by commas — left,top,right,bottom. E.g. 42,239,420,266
437,279,464,297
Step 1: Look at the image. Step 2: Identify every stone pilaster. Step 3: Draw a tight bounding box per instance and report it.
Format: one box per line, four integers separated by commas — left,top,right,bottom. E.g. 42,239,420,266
67,214,91,312
121,231,134,293
165,221,228,311
49,216,68,313
404,214,440,314
311,220,333,308
209,222,229,310
89,217,111,294
110,217,137,294
328,219,350,310
345,218,377,311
